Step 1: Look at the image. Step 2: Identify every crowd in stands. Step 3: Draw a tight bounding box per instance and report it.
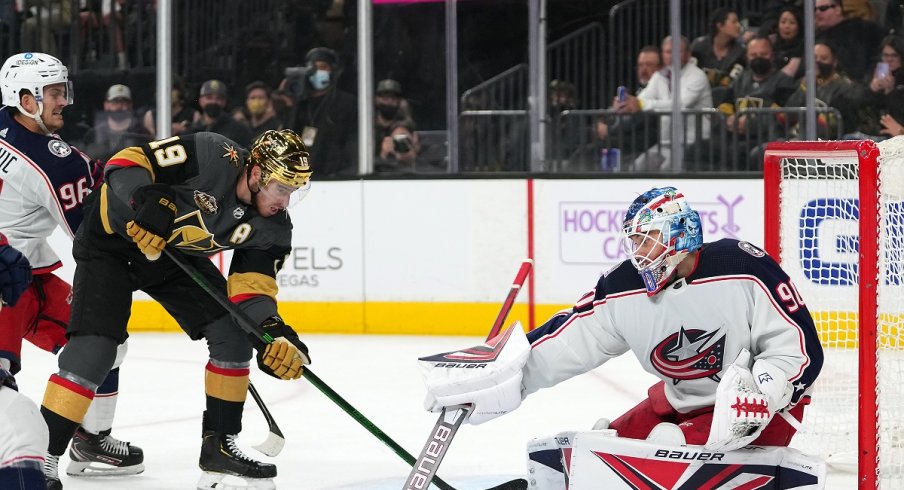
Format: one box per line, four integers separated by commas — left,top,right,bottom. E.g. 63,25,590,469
7,0,904,174
555,0,904,172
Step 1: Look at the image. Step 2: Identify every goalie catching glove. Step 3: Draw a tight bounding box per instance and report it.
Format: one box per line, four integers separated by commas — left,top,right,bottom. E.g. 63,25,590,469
251,316,311,380
418,322,530,425
127,184,177,261
705,349,794,451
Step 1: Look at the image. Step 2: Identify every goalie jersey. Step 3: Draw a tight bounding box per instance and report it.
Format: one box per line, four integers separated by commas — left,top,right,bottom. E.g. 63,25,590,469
0,107,100,272
88,132,291,307
522,239,824,413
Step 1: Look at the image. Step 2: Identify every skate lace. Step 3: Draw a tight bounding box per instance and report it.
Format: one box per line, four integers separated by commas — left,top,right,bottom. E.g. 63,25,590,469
44,454,60,479
101,434,131,456
225,434,254,462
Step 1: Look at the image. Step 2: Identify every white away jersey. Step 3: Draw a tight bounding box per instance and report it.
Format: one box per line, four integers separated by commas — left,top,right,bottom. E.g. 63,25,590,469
0,107,98,272
522,239,824,413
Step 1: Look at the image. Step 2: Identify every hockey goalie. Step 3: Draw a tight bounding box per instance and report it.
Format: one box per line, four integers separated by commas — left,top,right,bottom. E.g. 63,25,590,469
419,186,826,489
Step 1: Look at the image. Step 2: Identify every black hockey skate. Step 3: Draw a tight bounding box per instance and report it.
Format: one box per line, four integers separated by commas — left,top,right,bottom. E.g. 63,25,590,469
44,454,63,490
67,427,145,476
198,430,276,490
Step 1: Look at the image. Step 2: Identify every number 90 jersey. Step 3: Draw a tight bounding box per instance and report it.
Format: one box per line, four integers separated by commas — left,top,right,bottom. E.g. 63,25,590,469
0,107,99,273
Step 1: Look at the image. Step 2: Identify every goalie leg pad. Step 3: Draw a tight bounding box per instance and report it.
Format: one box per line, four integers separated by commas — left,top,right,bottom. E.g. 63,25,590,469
566,430,825,490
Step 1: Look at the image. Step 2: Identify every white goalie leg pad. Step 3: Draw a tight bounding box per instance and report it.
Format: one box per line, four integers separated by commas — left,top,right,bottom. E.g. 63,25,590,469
419,322,530,425
567,431,825,489
526,430,588,490
706,349,774,452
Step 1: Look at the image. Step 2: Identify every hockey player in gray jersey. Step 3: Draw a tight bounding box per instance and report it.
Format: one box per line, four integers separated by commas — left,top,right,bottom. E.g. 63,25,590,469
38,129,313,490
421,186,825,487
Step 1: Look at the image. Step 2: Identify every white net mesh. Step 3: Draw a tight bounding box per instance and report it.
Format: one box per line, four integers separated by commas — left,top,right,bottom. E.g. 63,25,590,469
773,139,904,488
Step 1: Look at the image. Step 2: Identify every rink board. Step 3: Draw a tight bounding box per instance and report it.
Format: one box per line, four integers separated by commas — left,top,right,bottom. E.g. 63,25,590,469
45,178,773,334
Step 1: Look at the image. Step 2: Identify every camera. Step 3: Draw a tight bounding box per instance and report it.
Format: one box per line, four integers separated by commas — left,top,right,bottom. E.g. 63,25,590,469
392,134,412,154
284,66,310,100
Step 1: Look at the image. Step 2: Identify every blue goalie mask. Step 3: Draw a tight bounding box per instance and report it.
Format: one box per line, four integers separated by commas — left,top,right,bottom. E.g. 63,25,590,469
622,187,703,295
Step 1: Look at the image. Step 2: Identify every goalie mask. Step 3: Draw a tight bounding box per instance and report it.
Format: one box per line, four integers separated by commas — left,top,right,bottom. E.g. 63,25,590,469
622,187,702,295
0,52,72,135
247,129,313,206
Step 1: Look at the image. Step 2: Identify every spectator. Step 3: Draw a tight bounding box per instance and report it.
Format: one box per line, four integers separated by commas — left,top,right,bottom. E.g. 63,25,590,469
142,76,200,138
843,0,876,21
78,0,127,70
187,79,253,147
769,7,804,78
815,0,886,81
374,78,414,159
714,37,798,169
568,47,663,171
691,7,746,96
233,81,283,141
547,79,580,161
290,47,358,176
785,42,867,138
20,0,72,54
754,0,802,38
83,84,152,163
375,119,424,174
617,36,713,172
867,35,904,137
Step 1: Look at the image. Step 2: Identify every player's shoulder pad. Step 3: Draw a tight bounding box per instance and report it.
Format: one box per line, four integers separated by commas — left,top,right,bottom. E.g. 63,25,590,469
692,238,786,283
596,260,644,298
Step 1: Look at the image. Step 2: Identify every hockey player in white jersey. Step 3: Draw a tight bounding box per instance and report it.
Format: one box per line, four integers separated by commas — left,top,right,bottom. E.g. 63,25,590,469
421,186,825,488
0,233,48,490
0,52,143,488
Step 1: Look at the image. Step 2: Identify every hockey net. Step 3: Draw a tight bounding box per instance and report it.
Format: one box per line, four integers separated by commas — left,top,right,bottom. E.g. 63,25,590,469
764,139,904,488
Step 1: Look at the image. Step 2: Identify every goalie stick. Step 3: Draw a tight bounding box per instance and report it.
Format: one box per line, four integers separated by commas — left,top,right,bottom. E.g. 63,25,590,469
162,248,456,490
404,260,533,490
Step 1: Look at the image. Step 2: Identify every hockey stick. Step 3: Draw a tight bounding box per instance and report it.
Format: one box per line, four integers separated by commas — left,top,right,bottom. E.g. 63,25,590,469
404,259,533,490
161,248,456,490
247,382,285,456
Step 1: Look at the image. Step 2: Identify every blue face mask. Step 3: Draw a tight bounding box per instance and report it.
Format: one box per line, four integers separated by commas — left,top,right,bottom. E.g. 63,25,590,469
309,70,331,90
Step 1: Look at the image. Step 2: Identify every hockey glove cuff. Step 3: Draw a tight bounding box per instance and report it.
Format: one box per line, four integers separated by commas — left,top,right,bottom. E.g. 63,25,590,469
252,317,311,380
128,184,177,261
0,243,33,307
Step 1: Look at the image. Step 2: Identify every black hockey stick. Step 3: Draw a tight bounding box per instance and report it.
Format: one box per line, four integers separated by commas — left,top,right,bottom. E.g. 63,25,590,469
404,260,533,490
247,381,285,456
162,248,456,490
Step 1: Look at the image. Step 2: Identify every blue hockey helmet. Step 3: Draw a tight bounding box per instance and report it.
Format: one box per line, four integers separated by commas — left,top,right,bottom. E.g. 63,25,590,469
622,187,703,295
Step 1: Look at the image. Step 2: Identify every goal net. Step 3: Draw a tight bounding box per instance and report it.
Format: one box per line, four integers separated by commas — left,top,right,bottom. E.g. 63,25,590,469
763,139,904,489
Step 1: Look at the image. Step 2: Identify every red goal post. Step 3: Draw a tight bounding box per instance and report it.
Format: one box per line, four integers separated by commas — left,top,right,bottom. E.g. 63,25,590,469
763,140,904,488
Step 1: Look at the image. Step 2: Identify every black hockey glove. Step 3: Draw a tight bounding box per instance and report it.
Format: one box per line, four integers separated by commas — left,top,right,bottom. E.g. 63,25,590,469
251,317,311,380
0,242,33,307
127,184,177,261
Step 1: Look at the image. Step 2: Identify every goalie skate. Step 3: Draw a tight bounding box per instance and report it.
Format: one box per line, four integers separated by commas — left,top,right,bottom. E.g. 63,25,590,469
198,430,276,490
66,427,145,476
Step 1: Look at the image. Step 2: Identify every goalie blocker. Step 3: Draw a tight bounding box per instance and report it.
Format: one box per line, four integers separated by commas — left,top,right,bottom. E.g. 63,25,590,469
527,429,825,489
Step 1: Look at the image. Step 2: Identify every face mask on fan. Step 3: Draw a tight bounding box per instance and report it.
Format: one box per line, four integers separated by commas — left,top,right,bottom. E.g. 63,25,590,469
309,70,331,91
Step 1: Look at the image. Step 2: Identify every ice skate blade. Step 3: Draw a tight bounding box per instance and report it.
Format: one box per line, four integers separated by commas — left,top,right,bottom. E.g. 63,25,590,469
66,460,145,477
198,471,276,490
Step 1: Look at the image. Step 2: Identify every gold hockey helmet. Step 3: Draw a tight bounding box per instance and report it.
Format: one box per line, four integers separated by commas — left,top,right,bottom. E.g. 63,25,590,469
248,129,313,188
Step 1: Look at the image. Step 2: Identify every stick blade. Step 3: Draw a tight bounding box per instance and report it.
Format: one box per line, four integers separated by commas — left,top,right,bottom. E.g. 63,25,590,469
252,430,286,457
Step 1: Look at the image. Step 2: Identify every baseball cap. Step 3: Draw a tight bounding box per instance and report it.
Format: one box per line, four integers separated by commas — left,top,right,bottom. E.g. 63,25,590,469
376,79,402,96
200,79,227,97
105,84,131,101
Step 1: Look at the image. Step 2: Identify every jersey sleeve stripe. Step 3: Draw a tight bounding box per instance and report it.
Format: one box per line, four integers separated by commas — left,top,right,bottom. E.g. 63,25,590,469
98,184,114,234
227,272,278,301
107,147,156,181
